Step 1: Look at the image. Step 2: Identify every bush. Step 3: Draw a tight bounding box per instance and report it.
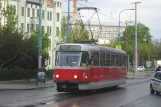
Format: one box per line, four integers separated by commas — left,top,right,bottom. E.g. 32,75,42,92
45,70,54,79
0,68,37,81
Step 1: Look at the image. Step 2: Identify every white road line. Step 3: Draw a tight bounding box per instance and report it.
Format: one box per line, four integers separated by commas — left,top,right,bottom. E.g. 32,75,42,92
134,99,145,104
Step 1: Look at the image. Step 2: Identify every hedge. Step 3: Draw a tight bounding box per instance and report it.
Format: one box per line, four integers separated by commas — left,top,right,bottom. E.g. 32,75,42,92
0,68,54,81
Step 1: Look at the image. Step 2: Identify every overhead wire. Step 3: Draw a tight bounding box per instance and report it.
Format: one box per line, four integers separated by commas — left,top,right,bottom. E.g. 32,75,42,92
76,2,126,24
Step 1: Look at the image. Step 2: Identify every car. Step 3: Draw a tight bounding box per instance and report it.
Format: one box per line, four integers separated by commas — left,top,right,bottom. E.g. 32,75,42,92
137,66,145,71
133,66,145,72
150,71,161,95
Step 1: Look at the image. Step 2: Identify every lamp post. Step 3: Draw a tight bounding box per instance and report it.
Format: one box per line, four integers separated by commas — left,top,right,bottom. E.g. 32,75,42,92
132,1,141,73
38,0,42,69
118,9,135,44
67,0,70,43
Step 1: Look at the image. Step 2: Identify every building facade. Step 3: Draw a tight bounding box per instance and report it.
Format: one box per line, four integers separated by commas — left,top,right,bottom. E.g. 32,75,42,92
0,0,62,70
85,24,126,44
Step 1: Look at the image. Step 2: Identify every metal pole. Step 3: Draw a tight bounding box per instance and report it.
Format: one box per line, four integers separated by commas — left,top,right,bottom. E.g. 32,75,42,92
38,0,42,69
118,13,121,44
67,0,70,43
133,2,141,72
125,22,128,53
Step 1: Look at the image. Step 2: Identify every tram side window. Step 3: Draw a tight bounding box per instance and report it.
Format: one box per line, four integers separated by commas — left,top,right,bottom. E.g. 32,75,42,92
111,53,115,66
123,55,127,67
90,52,99,66
115,55,119,66
106,53,111,66
81,52,89,66
118,55,122,66
100,53,105,66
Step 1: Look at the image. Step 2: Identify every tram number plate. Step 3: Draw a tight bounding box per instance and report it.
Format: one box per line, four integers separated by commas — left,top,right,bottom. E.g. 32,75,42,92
62,84,67,88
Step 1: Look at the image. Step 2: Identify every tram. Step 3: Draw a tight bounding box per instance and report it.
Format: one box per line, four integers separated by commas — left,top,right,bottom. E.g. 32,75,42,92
54,43,127,92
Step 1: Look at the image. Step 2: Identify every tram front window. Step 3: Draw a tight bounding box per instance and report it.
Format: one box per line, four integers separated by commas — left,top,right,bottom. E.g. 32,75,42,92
56,52,89,67
56,52,81,67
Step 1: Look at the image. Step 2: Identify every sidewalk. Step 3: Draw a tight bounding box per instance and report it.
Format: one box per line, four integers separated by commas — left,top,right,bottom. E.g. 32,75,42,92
0,72,154,90
0,79,55,90
126,71,154,79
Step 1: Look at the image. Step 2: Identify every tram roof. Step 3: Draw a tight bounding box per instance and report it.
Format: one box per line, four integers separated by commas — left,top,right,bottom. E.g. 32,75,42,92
56,43,126,54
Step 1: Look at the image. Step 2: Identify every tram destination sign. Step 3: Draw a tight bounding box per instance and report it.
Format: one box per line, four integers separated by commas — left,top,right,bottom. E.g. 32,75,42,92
60,45,81,51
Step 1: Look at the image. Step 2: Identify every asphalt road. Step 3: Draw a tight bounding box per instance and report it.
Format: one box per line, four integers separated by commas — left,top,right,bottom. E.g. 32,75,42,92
0,78,160,107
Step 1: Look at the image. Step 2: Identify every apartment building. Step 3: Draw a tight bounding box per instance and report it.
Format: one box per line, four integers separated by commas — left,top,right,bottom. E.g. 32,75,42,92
85,23,126,44
1,0,62,70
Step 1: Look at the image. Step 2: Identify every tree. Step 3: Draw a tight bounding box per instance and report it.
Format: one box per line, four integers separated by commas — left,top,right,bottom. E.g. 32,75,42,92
0,27,37,69
30,28,50,56
60,17,89,43
106,23,155,65
0,3,38,69
121,23,154,64
3,5,18,31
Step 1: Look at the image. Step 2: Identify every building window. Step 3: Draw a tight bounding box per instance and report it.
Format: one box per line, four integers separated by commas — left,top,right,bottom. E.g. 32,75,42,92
107,33,110,37
21,23,24,31
115,33,118,37
103,33,106,37
111,33,114,37
27,8,30,17
50,26,52,35
49,56,51,65
21,7,24,16
37,9,39,17
27,24,30,32
47,26,49,35
36,24,39,29
31,24,34,32
32,9,35,17
47,12,49,20
57,13,59,22
57,1,59,7
56,27,59,36
42,10,44,19
60,2,61,7
50,12,52,21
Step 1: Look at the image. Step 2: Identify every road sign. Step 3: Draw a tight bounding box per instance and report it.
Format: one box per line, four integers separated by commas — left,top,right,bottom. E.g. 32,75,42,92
116,45,122,50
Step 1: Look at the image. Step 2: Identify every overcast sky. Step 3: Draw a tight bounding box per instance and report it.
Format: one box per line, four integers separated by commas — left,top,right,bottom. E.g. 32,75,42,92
62,0,161,39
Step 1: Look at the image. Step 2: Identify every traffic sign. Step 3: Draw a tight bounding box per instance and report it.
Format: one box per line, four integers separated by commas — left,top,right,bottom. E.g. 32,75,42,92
116,45,122,50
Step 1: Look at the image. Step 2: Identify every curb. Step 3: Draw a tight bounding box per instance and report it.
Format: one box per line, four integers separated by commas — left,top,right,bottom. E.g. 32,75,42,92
0,85,55,91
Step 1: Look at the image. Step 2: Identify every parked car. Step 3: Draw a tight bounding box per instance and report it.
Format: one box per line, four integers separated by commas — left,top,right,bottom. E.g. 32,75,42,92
137,66,145,71
150,71,161,95
133,66,145,72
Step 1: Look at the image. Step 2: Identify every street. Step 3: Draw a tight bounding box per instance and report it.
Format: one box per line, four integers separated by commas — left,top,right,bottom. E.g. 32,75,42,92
0,78,160,107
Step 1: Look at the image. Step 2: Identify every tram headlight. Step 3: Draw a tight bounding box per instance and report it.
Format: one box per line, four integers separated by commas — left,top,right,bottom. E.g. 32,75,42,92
85,76,88,79
56,74,60,78
74,75,78,79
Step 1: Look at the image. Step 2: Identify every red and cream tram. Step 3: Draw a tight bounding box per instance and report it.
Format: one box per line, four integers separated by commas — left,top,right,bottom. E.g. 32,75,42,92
54,43,127,92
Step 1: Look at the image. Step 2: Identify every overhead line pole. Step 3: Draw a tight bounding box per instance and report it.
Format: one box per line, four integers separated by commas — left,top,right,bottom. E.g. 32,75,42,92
67,0,70,43
132,1,141,72
38,0,42,69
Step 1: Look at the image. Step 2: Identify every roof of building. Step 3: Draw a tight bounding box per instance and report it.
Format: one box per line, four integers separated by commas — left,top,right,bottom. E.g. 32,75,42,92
26,0,54,7
45,0,54,7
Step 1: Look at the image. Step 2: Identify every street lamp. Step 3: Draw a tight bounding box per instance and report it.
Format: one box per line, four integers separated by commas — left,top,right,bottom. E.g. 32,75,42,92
132,1,141,73
118,9,135,44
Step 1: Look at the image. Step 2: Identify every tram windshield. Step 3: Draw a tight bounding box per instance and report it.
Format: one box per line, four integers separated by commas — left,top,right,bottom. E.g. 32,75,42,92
56,51,89,67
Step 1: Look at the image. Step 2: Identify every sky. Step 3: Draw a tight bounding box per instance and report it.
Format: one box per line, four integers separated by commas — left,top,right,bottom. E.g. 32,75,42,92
62,0,161,39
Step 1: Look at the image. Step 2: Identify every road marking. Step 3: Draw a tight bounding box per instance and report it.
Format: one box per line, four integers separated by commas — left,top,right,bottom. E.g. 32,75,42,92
46,101,54,105
134,99,145,104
